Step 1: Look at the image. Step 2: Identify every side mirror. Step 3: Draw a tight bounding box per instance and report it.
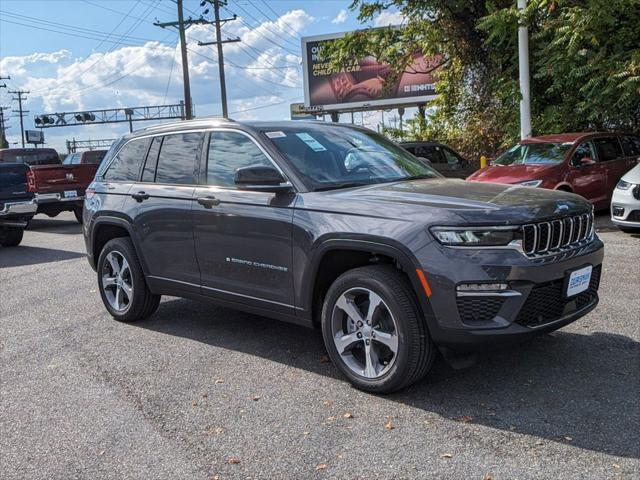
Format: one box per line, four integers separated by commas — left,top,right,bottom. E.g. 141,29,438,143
234,165,292,193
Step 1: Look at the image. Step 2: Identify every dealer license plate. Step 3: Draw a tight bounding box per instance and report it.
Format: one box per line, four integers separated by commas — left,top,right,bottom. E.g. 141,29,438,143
63,190,78,198
566,265,592,297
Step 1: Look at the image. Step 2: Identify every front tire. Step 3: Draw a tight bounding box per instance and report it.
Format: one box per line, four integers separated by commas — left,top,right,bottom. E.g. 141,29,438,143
97,237,160,322
321,265,435,393
0,227,24,247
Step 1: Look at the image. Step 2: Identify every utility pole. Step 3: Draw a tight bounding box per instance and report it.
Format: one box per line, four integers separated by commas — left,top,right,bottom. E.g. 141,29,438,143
9,89,29,148
0,106,11,148
198,0,240,118
517,0,532,139
154,0,208,120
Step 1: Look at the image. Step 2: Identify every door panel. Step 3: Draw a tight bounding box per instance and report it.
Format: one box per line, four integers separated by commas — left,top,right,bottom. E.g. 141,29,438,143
125,184,199,287
566,140,607,206
193,129,296,313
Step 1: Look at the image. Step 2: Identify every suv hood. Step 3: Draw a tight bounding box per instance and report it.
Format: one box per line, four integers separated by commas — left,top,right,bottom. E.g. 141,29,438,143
467,163,558,183
300,179,591,225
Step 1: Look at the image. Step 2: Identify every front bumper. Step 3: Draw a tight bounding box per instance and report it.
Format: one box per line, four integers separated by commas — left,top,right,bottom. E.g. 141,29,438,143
611,186,640,227
416,236,605,351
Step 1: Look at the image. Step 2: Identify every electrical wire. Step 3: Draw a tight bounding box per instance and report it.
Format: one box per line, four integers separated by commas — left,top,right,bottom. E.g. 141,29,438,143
163,39,179,104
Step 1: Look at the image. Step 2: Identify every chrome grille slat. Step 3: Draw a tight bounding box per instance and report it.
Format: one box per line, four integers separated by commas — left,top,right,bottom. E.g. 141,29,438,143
521,211,594,258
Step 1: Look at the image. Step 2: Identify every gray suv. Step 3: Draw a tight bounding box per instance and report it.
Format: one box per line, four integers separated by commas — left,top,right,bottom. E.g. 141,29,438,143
83,119,604,393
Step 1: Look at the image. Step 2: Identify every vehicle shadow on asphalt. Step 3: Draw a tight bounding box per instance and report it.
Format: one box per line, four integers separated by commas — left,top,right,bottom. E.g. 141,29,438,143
0,246,85,267
135,297,640,460
26,217,81,235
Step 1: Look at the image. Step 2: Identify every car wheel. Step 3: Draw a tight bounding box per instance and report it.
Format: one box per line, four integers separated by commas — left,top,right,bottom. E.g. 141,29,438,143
321,264,435,393
97,237,160,322
74,208,83,224
0,227,24,247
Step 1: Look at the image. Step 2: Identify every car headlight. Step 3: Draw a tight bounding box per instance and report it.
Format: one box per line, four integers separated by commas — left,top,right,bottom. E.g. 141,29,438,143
431,227,520,246
616,179,632,190
518,179,543,187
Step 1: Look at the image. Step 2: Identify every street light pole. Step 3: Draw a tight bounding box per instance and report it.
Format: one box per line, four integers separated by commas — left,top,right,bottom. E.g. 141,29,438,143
517,0,532,139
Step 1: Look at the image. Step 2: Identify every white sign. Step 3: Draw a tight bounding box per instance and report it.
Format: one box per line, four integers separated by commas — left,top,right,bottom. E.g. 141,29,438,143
25,130,44,144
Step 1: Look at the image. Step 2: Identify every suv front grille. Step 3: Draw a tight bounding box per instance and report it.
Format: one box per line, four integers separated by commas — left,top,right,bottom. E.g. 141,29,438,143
515,265,601,328
522,211,594,257
628,210,640,222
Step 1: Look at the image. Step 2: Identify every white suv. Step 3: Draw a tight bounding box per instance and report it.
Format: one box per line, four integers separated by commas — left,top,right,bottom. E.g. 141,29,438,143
611,163,640,232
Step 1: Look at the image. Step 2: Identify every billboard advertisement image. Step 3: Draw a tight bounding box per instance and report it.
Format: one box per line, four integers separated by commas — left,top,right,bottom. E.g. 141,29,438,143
302,30,440,111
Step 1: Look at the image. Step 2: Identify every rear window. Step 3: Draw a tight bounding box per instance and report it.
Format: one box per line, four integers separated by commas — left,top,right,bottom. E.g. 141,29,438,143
620,136,640,157
0,150,60,166
104,138,151,182
81,150,107,164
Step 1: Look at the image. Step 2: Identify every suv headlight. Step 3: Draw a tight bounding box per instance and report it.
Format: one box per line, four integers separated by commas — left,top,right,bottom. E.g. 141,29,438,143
518,179,542,187
616,179,632,190
431,227,520,246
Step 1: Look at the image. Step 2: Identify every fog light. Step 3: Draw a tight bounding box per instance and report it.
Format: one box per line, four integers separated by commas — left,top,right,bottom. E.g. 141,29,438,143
612,206,625,217
457,283,509,292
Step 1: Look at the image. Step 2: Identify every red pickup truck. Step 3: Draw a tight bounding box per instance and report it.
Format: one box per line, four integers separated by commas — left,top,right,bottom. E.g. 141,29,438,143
0,148,104,223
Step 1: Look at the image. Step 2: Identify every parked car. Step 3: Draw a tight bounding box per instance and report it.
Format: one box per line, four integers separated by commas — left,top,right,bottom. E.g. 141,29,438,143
0,147,100,223
400,141,476,178
63,149,107,166
466,133,640,209
84,119,603,393
611,163,640,233
0,162,36,247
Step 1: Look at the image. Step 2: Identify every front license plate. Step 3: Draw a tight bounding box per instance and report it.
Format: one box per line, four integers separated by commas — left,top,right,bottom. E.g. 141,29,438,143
566,265,592,297
63,190,78,198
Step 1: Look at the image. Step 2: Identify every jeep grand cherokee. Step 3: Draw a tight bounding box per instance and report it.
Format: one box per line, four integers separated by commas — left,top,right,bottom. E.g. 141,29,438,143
83,119,604,393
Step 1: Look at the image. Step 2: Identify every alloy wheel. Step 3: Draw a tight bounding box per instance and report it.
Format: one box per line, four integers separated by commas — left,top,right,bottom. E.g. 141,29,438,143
101,251,133,312
331,287,399,379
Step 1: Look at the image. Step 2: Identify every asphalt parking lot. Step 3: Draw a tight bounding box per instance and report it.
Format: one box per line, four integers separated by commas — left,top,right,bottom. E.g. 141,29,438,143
0,211,638,479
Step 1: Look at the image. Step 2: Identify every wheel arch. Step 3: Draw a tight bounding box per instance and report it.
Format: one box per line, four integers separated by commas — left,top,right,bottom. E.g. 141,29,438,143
303,238,434,329
91,216,148,275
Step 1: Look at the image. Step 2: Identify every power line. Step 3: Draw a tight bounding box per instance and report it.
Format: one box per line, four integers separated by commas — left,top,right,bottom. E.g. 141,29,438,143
163,39,179,104
233,1,299,51
256,0,303,42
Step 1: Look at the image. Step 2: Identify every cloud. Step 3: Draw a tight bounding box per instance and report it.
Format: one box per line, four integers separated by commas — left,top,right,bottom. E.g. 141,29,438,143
0,9,312,150
373,11,406,27
331,9,348,24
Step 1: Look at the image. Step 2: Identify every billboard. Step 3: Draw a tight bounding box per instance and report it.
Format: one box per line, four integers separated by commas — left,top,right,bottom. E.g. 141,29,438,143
25,130,44,144
302,30,440,111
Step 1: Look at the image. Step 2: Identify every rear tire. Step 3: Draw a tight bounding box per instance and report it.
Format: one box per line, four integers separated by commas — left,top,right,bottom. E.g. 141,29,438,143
321,264,435,394
0,227,24,247
97,237,160,322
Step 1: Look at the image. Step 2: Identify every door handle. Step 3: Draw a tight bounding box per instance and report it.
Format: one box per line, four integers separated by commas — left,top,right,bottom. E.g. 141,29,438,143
131,191,150,202
197,196,220,208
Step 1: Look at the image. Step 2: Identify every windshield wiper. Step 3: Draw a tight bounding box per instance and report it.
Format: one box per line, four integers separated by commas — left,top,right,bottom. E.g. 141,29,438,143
314,182,370,192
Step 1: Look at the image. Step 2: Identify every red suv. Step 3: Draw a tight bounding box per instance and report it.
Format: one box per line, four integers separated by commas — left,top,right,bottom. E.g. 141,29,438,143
467,133,640,209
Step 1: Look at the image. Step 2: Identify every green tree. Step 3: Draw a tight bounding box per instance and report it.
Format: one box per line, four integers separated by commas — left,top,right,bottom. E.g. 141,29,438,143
325,0,640,160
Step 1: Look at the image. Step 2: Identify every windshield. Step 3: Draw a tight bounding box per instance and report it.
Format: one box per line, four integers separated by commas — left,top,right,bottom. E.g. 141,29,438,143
261,124,441,190
494,142,571,166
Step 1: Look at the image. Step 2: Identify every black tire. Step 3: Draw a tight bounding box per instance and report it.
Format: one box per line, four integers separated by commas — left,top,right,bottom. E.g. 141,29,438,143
321,265,435,394
619,226,640,234
97,237,160,322
0,227,24,247
74,207,83,224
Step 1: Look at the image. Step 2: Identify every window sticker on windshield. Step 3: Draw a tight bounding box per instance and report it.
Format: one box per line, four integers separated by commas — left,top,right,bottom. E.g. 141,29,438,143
295,132,327,152
265,131,286,139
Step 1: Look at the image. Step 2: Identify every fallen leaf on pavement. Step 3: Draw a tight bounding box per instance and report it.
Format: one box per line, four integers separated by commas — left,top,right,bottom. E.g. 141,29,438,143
320,355,330,363
482,474,493,480
192,400,198,406
251,395,261,401
228,457,241,465
214,379,224,384
441,453,453,459
326,416,337,422
303,431,310,436
384,418,394,430
315,464,327,471
612,464,620,469
322,400,332,407
343,412,354,419
564,436,573,441
456,415,473,423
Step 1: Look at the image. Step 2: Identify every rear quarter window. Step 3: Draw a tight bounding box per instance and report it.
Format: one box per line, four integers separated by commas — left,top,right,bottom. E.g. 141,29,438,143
593,137,623,162
103,138,151,182
154,132,202,185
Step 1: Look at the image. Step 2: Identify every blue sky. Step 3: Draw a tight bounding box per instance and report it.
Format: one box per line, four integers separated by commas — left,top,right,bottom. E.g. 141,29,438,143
0,0,405,150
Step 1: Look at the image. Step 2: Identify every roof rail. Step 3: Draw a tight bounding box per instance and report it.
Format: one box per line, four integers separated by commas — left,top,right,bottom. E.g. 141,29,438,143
141,116,235,132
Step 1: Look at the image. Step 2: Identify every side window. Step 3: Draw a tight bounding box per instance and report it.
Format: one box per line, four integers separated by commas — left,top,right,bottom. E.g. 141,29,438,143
206,131,273,188
72,155,81,165
155,132,202,185
62,154,74,165
104,138,151,182
141,136,162,182
571,141,596,165
593,137,623,162
415,146,443,163
620,136,640,157
442,148,461,165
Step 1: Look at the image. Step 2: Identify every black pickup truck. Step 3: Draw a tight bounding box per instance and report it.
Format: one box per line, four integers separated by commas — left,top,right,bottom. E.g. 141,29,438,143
0,163,36,247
